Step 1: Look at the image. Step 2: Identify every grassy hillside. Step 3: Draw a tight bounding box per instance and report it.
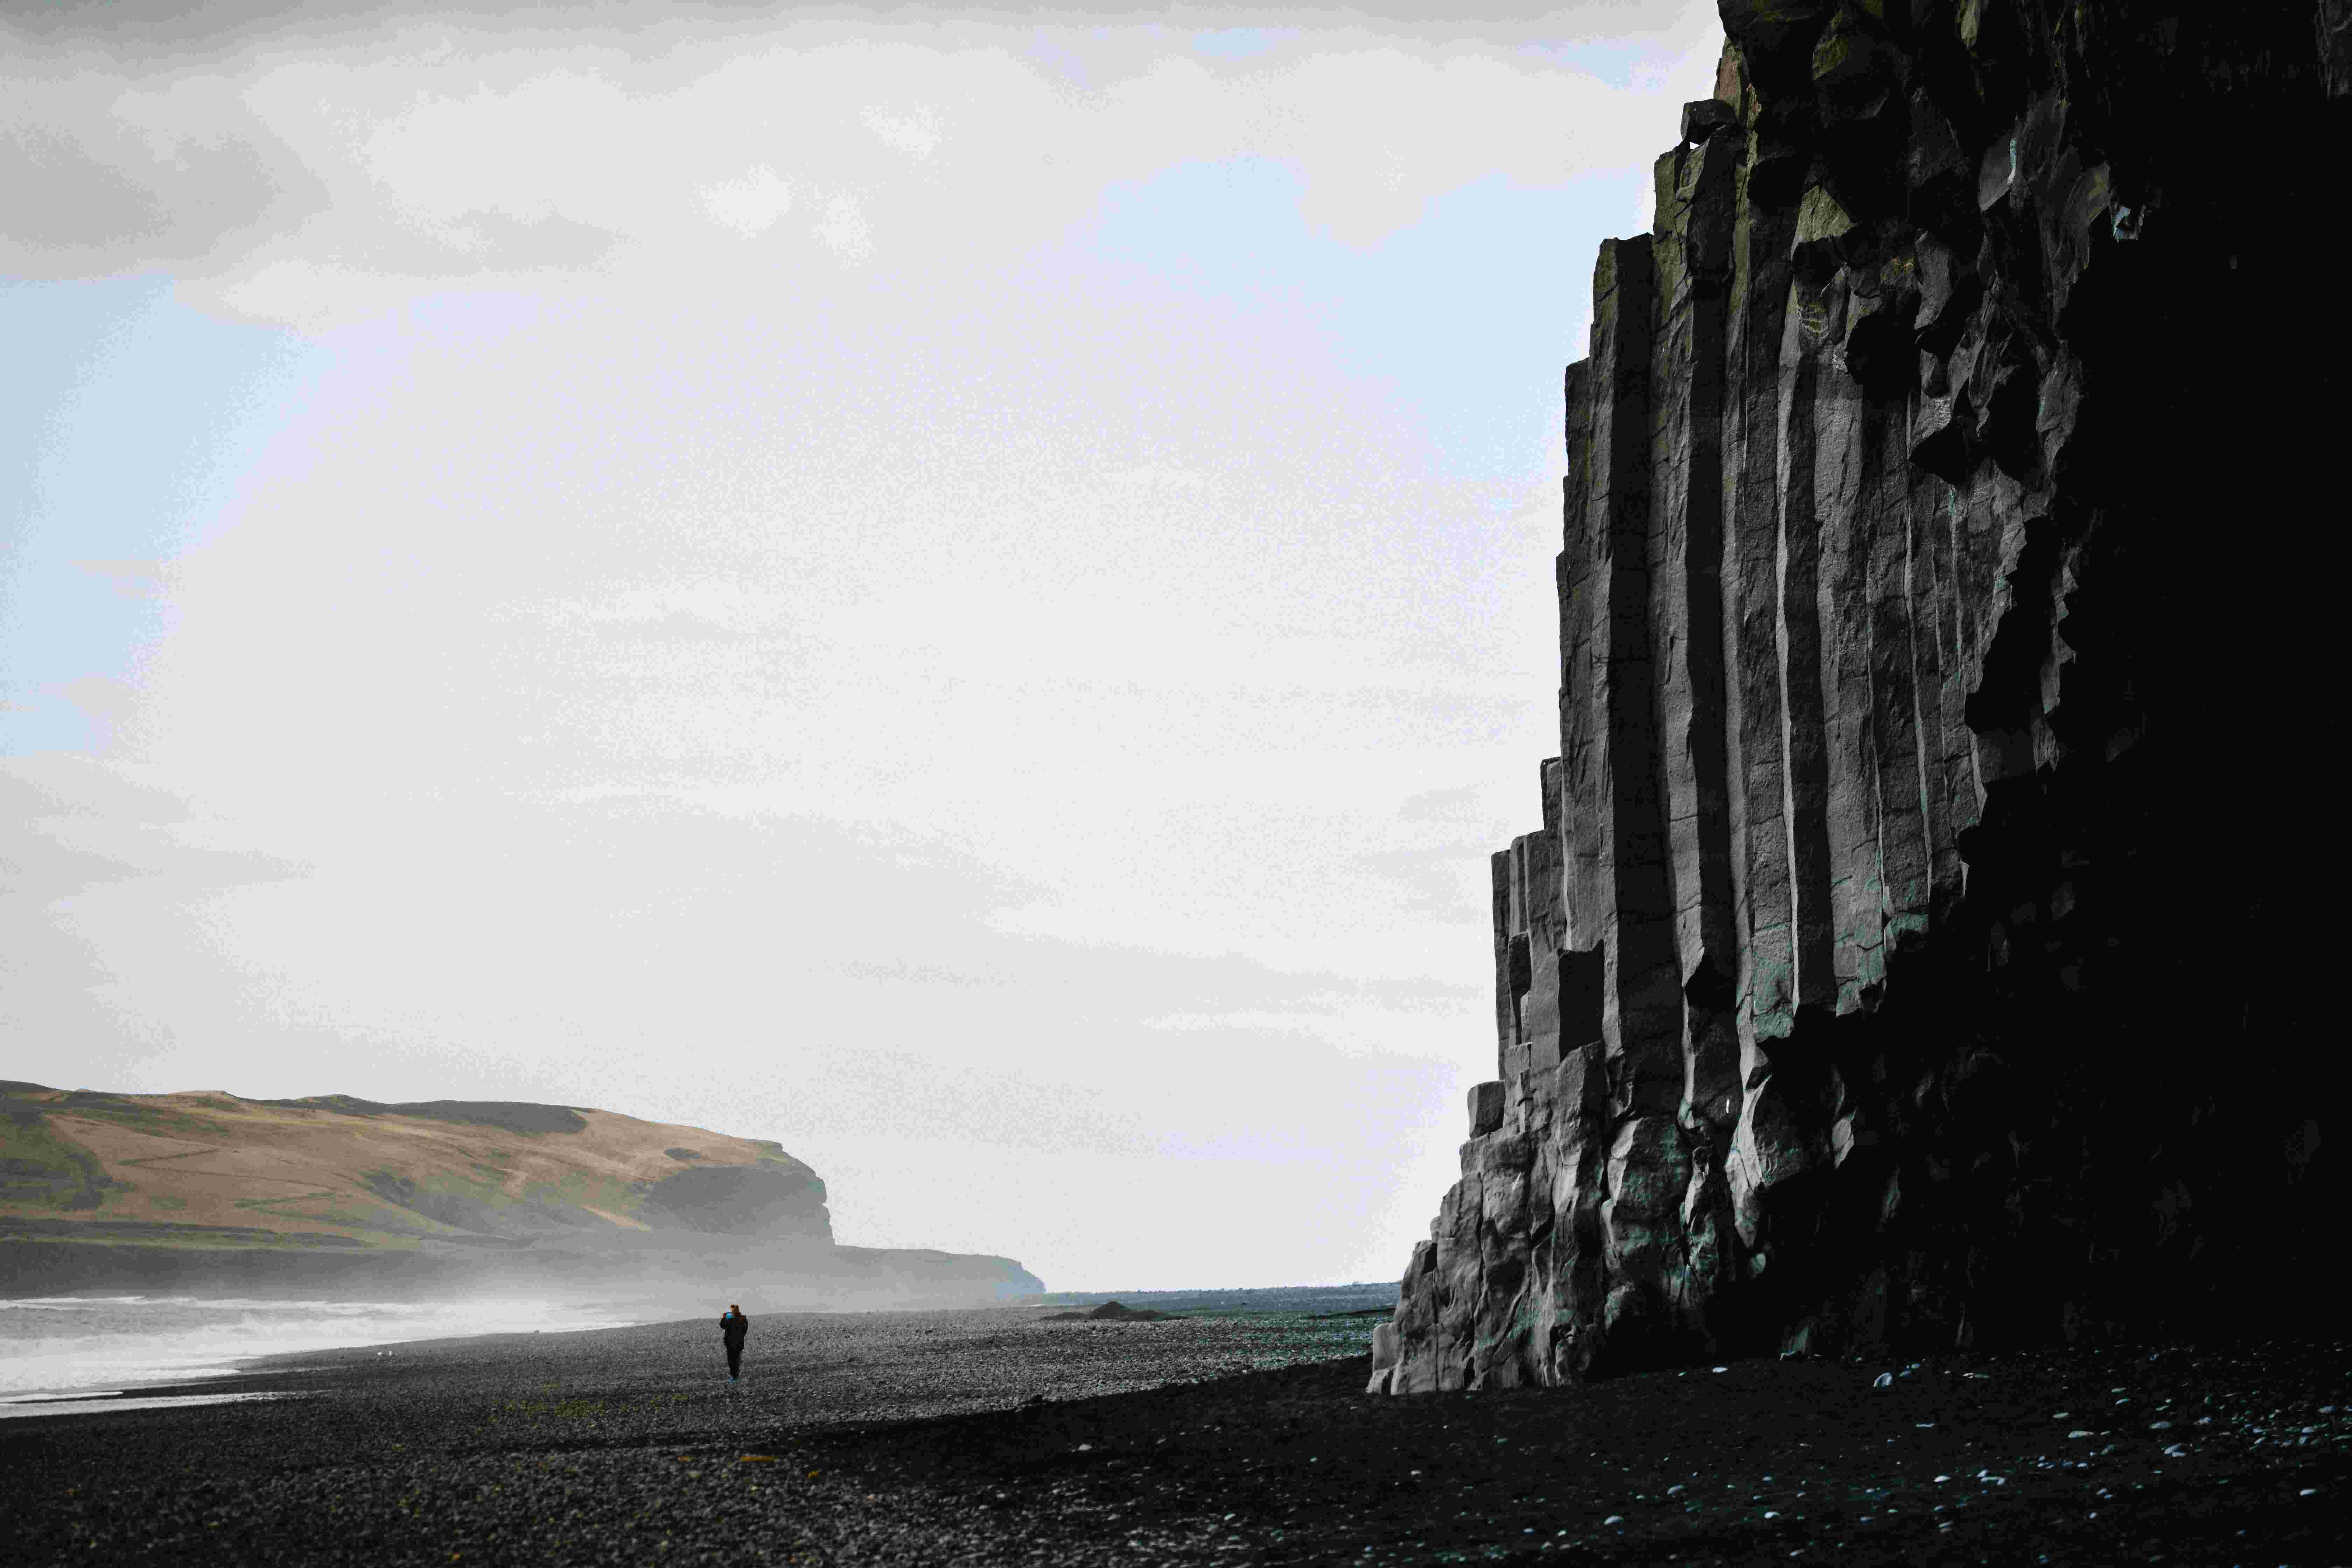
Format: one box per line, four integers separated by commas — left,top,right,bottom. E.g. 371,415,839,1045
0,1083,831,1254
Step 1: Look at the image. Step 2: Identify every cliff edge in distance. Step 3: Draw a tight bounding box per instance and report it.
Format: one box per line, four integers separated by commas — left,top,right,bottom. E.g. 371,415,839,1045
1,1083,1040,1308
1374,1,2347,1392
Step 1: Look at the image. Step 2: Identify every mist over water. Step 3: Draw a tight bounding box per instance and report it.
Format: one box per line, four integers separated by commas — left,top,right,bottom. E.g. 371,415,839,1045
0,1295,650,1401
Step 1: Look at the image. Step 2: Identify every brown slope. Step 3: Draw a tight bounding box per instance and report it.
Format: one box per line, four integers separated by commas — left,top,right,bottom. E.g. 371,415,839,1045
0,1083,829,1252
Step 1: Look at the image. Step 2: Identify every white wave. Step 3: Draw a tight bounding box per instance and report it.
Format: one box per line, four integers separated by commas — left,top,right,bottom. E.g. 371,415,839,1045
0,1391,310,1421
0,1297,650,1398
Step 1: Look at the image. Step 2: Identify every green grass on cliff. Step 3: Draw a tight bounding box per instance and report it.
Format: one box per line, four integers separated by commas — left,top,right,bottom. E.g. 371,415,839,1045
527,1167,653,1221
0,1217,372,1248
0,1113,113,1213
12,1090,224,1141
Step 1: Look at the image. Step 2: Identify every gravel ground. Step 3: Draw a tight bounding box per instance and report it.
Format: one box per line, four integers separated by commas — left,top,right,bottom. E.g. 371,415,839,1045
5,1311,2346,1565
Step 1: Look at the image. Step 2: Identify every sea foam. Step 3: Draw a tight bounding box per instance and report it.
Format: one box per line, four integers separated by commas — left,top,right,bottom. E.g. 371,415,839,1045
0,1295,644,1401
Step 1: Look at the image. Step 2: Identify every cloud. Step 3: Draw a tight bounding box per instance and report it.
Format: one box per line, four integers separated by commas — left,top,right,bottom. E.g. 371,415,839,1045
531,583,802,639
0,61,332,277
74,560,167,600
1107,463,1211,491
0,757,315,903
2,5,1729,328
863,106,941,159
6,4,1720,58
701,166,795,237
53,676,142,750
0,1,1729,1284
812,190,872,261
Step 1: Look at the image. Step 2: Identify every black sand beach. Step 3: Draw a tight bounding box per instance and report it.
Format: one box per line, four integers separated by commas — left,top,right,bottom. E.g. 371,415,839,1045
5,1309,2346,1565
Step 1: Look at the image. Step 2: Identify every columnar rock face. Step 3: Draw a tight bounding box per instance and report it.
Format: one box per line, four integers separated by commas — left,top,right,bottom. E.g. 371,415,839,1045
1373,2,2348,1394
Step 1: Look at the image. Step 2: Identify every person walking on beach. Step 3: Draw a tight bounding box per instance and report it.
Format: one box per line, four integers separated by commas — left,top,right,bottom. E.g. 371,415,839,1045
719,1303,749,1384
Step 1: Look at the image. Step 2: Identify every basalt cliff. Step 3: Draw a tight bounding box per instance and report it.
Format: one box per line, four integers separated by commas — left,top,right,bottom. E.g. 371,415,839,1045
0,1084,1041,1308
1373,2,2347,1393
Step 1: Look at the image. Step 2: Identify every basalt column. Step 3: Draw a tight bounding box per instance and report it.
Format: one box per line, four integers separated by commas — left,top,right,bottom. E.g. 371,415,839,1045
1370,2,2348,1394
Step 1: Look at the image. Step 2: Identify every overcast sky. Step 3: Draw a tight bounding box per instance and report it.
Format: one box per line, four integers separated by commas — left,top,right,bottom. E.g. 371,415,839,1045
3,1,1724,1292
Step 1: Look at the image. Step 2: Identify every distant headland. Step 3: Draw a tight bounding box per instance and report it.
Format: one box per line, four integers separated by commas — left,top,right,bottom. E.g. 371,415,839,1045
0,1082,1040,1307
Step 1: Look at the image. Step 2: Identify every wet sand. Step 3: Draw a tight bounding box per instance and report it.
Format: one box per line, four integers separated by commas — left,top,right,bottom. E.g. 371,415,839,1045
4,1308,2345,1564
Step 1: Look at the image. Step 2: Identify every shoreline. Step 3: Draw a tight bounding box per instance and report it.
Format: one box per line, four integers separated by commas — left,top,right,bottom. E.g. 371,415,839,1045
0,1290,669,1410
5,1313,2343,1565
0,1286,1396,1413
0,1388,314,1420
1,1297,1311,1417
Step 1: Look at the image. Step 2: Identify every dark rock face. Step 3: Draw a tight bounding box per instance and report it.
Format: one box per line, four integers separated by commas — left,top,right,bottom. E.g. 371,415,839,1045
637,1162,832,1240
1373,2,2348,1394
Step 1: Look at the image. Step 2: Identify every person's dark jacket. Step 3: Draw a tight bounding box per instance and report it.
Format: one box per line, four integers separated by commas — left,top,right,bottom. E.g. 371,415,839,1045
720,1310,749,1346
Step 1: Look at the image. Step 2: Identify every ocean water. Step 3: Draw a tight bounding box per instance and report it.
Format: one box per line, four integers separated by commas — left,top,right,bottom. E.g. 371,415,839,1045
0,1295,648,1403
